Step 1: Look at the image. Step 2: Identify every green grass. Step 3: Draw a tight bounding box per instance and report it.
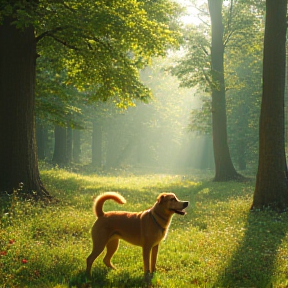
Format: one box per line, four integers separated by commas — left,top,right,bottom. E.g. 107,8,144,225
1,168,288,287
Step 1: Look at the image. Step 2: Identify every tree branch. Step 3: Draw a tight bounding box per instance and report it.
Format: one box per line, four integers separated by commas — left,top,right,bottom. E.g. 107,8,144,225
223,0,234,47
223,30,234,48
62,3,76,13
36,26,69,43
197,16,210,27
193,5,210,17
47,34,79,51
226,0,234,33
200,45,209,56
202,68,212,87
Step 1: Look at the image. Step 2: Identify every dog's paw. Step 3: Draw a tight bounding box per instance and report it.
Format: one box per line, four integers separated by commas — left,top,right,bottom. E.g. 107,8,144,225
144,272,153,285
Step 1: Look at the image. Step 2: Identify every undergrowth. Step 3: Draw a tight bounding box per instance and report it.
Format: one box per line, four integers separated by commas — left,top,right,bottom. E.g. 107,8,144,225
1,168,288,287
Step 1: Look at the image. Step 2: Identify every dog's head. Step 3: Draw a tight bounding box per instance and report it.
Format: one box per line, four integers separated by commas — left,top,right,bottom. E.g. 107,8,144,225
156,193,189,216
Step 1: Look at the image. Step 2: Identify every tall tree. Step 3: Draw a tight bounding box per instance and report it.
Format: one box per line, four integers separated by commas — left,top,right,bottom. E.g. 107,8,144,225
0,0,181,198
252,0,288,210
0,17,49,197
179,2,264,172
172,0,255,180
208,0,241,180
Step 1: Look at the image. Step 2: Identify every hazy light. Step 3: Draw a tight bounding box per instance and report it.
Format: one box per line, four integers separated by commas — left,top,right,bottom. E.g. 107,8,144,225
176,0,206,25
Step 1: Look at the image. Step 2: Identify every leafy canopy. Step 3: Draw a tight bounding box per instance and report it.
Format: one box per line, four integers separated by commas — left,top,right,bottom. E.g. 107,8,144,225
1,0,183,107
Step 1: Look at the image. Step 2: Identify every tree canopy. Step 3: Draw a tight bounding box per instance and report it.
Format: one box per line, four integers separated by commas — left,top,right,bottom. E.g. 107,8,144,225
1,0,183,107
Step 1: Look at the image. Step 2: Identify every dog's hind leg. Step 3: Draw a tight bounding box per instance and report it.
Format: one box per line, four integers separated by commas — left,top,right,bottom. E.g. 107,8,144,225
103,239,119,269
86,236,108,277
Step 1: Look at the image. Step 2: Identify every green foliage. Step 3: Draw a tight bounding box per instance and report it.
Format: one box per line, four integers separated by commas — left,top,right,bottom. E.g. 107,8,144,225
36,59,84,128
33,0,182,104
2,168,288,287
171,24,211,91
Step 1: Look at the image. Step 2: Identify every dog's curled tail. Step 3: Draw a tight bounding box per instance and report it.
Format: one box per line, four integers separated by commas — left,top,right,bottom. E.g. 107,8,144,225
93,192,126,217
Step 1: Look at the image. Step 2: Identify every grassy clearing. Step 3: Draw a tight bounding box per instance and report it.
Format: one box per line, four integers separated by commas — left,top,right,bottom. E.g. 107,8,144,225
1,168,288,287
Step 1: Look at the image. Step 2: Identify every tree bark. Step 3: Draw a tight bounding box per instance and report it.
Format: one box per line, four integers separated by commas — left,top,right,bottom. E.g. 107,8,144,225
208,0,241,181
0,18,50,198
252,0,288,210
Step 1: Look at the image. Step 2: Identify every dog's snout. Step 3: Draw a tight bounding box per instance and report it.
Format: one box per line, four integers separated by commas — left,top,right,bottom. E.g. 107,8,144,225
183,201,189,208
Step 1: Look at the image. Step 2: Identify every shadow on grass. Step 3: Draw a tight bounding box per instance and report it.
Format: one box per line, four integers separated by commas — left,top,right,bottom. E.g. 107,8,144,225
69,267,108,288
193,178,255,203
69,268,145,288
214,210,288,288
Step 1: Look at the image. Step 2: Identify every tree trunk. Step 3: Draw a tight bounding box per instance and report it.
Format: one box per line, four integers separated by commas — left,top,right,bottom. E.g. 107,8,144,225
208,0,241,181
52,125,68,166
73,129,81,163
252,0,288,210
92,121,102,167
0,18,50,198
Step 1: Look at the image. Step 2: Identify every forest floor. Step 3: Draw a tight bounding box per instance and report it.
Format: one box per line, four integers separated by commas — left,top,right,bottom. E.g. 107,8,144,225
1,167,288,288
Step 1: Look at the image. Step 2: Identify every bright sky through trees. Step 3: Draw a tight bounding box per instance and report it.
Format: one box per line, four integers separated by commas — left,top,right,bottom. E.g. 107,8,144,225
177,0,230,25
177,0,202,24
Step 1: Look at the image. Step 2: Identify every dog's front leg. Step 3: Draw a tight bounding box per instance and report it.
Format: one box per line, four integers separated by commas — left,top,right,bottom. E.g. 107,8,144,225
143,245,152,273
151,245,159,273
143,245,153,283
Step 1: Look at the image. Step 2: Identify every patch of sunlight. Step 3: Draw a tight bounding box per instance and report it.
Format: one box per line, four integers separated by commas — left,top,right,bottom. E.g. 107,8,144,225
198,188,210,195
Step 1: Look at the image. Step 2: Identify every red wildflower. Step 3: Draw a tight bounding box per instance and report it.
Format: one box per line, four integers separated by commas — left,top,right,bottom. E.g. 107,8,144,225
22,259,28,264
0,251,7,256
9,239,15,245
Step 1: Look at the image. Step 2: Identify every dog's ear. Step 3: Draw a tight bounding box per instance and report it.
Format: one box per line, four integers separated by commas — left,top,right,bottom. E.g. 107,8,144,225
157,194,165,203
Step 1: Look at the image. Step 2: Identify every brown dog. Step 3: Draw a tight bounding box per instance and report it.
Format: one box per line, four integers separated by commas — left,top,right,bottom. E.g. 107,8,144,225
86,192,189,280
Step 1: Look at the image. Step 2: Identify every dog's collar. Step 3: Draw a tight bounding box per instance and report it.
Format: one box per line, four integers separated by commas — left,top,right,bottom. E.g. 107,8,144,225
150,210,166,233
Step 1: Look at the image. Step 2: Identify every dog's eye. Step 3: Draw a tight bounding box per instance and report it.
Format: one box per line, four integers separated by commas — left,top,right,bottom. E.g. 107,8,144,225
170,197,177,202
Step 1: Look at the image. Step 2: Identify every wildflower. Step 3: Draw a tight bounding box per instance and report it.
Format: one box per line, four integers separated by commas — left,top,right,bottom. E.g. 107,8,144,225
9,239,15,245
22,259,28,264
0,251,7,256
